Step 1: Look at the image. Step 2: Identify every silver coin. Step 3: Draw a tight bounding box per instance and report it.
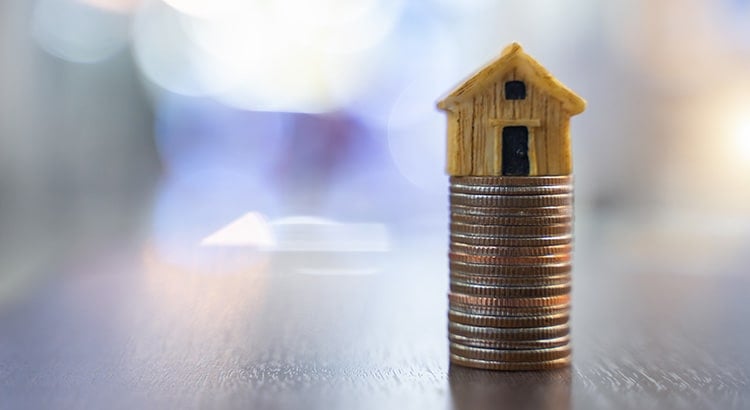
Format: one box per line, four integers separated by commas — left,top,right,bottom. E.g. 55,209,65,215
449,333,571,350
450,260,572,276
450,184,572,196
449,342,571,362
450,233,572,247
450,204,572,217
449,242,572,256
450,272,571,286
450,281,571,297
449,322,570,340
450,213,572,226
449,302,570,317
450,222,572,237
450,193,572,207
450,354,571,370
448,309,569,328
449,252,571,265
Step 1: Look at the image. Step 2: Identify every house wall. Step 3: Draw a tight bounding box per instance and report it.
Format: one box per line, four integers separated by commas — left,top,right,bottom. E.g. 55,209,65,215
445,67,572,176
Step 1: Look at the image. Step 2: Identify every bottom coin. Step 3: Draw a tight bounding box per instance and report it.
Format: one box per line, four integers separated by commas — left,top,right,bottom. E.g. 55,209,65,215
450,353,571,371
449,342,571,362
449,333,571,350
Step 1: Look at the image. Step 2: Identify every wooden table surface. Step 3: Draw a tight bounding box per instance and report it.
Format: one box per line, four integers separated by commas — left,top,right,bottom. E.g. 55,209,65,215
1,225,748,410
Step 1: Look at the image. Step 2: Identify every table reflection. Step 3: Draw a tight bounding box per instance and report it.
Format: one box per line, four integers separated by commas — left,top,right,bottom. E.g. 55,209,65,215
449,365,571,410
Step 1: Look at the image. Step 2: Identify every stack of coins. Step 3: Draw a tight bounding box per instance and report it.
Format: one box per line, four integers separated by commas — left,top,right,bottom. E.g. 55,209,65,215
448,175,573,371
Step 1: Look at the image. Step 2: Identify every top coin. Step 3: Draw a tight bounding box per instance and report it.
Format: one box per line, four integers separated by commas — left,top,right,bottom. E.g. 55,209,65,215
450,184,572,196
451,176,573,186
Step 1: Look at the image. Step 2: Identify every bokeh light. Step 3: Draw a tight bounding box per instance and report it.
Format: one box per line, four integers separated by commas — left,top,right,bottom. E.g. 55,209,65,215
32,0,130,63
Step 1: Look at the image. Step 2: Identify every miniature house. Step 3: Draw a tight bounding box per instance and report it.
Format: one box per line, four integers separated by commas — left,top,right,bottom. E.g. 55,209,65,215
438,43,585,176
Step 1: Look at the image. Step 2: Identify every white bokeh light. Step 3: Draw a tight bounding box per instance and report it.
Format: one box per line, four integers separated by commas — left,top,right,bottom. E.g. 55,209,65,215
32,0,130,63
149,0,404,112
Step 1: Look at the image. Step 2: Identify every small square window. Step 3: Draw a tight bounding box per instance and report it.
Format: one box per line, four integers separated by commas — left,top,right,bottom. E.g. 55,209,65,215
505,81,526,100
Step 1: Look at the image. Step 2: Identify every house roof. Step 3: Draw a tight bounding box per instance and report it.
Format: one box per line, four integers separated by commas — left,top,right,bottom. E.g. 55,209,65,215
437,43,586,115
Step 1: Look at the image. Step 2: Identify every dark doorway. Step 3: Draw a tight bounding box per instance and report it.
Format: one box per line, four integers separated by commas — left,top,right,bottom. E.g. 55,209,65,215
502,126,530,176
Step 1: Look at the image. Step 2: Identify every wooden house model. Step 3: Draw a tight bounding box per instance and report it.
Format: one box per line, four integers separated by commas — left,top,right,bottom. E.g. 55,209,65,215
437,43,586,176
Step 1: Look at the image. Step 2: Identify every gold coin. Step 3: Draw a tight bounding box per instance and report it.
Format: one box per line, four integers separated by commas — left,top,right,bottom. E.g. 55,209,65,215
450,184,572,196
448,322,570,340
450,282,570,298
449,302,570,317
450,213,572,226
450,193,572,208
450,175,573,186
450,252,571,265
450,261,572,276
450,222,572,237
450,204,572,217
448,293,570,308
449,354,571,371
448,310,569,328
450,234,572,247
450,272,571,286
449,333,571,349
449,343,571,362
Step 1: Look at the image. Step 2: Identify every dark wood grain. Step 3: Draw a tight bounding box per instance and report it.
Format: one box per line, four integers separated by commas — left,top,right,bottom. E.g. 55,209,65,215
0,234,748,410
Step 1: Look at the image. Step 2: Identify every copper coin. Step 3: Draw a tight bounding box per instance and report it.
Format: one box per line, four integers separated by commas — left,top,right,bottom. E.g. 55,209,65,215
450,175,573,186
451,213,572,226
450,193,572,208
450,282,571,298
450,272,571,286
450,222,572,237
450,204,572,217
450,354,571,371
449,343,571,362
450,184,572,196
450,261,572,276
450,233,572,247
449,333,570,350
450,252,571,265
448,293,570,308
449,302,570,317
448,310,569,328
450,242,572,256
449,322,570,340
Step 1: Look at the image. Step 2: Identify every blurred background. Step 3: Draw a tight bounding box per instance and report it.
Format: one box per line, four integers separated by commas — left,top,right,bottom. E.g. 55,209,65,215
2,0,750,303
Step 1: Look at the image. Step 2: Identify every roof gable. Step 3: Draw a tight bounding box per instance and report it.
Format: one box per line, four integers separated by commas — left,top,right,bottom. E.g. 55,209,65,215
437,43,586,115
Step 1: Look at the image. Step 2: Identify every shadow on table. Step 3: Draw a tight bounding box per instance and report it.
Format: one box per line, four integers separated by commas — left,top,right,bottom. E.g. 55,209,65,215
449,364,571,410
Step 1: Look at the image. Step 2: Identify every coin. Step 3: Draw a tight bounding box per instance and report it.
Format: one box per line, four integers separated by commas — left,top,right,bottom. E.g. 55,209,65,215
449,354,571,371
449,252,571,266
450,233,572,247
449,302,570,317
450,204,572,217
450,193,572,207
448,293,570,308
449,322,570,340
448,310,569,327
450,282,570,298
449,242,572,256
450,175,572,186
449,261,572,276
449,343,571,362
450,184,572,196
450,272,571,286
450,222,572,237
450,213,572,226
449,333,571,350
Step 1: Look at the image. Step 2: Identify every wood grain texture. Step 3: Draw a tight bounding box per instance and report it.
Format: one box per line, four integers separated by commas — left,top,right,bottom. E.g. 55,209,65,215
1,235,749,410
438,43,585,176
